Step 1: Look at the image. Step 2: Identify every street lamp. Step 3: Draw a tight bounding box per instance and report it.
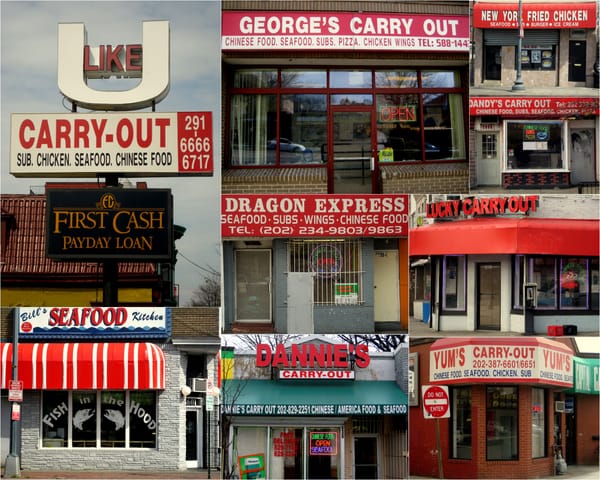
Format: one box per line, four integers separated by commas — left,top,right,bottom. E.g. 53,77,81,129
512,0,526,91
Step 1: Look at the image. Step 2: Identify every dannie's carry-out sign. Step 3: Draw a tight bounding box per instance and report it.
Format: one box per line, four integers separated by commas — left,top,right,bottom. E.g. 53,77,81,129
46,188,173,261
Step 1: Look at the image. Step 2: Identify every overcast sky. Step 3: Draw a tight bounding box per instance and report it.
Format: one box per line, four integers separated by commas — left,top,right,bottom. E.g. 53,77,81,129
1,1,221,305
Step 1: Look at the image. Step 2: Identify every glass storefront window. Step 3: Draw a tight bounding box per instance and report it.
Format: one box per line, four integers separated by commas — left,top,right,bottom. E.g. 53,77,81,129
234,69,277,88
234,427,268,478
486,386,518,461
513,255,525,309
532,257,557,309
42,391,69,448
281,70,326,88
423,93,465,160
532,388,546,458
516,45,556,71
506,121,563,170
330,94,373,106
451,387,472,459
442,255,466,311
376,94,420,161
330,70,372,88
560,258,588,309
375,70,418,88
42,391,157,449
591,257,599,310
421,70,461,88
270,428,304,479
230,94,277,166
279,94,326,164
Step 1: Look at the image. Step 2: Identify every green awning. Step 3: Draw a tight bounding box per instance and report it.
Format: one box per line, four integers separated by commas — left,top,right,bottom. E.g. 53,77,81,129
223,380,407,416
566,357,599,395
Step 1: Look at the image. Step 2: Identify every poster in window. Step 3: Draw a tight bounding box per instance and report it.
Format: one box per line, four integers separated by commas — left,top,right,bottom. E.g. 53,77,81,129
531,50,541,64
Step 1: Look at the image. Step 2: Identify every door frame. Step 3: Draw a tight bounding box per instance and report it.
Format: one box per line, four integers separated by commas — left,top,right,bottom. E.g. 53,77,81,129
476,262,501,330
185,402,204,469
329,106,378,193
353,434,380,479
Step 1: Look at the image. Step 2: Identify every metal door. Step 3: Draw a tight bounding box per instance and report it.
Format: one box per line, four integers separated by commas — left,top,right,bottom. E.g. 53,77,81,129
186,403,203,468
374,250,399,324
568,41,586,82
477,263,501,330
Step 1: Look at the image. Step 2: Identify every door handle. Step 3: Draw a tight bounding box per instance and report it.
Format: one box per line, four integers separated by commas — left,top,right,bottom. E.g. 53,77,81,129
370,157,375,171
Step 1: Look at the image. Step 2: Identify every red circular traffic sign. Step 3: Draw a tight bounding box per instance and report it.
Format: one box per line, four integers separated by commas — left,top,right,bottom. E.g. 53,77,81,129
422,385,449,418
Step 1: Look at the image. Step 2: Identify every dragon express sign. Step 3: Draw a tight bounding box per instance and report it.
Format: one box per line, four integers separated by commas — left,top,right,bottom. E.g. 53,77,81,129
256,342,371,380
46,188,172,261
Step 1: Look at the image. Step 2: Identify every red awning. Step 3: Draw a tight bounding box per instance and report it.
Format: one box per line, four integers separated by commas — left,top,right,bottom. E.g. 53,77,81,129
1,342,165,390
410,218,599,256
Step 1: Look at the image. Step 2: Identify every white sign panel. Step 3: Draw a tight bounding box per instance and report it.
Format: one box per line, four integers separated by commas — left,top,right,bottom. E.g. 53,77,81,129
17,306,171,338
10,112,213,177
429,341,573,388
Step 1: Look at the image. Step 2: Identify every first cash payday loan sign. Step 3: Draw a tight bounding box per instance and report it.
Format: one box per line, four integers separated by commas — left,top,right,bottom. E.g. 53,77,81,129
10,20,213,177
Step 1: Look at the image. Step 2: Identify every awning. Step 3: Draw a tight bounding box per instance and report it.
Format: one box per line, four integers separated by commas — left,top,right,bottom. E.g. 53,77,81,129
222,380,407,416
565,357,599,395
410,218,599,256
1,342,165,390
429,337,573,388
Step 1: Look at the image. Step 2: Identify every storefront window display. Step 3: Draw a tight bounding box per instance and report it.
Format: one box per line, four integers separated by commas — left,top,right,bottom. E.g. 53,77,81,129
288,239,363,305
42,391,157,449
233,426,342,479
532,388,546,459
506,121,563,170
227,68,466,167
442,255,466,311
451,387,472,460
486,386,518,461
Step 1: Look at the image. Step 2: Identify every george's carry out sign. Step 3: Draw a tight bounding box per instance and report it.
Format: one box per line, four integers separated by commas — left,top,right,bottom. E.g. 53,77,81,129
10,111,213,177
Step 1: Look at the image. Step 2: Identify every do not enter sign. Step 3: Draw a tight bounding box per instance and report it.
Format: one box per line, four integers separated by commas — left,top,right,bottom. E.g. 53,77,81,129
422,385,450,419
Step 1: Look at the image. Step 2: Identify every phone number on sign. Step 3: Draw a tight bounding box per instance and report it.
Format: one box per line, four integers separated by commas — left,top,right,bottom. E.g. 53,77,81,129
259,225,405,236
472,359,535,369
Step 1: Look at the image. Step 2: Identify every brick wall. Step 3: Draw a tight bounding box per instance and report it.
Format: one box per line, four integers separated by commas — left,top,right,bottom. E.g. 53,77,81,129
222,168,328,194
380,163,469,194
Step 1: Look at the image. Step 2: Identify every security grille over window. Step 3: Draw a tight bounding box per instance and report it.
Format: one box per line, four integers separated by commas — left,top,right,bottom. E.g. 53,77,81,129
288,239,364,305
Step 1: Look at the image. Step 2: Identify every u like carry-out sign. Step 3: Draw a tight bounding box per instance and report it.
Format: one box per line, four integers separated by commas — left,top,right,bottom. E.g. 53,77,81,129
10,111,212,177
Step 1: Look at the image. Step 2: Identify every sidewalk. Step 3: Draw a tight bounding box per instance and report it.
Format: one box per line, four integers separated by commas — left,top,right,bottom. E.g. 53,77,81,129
5,469,218,479
410,463,600,479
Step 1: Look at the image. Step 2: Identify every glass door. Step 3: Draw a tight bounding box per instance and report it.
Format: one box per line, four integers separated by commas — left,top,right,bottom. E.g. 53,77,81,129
354,436,378,479
477,263,501,330
331,110,375,193
186,404,203,468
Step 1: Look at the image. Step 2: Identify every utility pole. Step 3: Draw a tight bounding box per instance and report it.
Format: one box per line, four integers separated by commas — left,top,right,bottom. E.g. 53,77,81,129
512,0,526,91
4,314,21,477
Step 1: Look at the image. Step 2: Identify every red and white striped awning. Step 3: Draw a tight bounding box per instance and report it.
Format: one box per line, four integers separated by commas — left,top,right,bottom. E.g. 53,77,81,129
1,342,165,390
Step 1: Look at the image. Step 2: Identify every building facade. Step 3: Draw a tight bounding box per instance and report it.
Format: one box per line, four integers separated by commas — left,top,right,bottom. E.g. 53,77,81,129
410,194,599,334
409,336,578,479
0,307,221,473
221,335,408,480
470,0,600,190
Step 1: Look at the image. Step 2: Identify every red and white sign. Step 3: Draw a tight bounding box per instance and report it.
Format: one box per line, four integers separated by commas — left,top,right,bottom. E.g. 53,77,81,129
222,12,470,52
11,403,21,421
470,96,600,117
279,369,355,380
426,195,538,219
8,380,23,402
429,338,573,388
222,194,408,238
422,385,450,419
10,112,212,177
473,2,596,29
256,342,370,369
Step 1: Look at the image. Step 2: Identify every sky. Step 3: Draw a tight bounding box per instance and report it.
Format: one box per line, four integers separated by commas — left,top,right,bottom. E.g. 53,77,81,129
1,1,221,305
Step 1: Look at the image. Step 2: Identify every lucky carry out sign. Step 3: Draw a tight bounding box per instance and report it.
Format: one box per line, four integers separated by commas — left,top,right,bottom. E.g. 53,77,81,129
10,111,213,177
46,188,173,261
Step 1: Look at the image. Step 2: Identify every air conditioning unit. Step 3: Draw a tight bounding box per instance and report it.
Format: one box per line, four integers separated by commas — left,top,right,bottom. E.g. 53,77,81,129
555,401,565,413
191,378,207,393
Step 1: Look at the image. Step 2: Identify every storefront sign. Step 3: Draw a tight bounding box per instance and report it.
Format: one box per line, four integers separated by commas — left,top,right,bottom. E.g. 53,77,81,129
256,343,370,369
17,307,171,338
426,195,538,219
334,283,359,305
222,194,408,237
429,339,573,387
222,12,469,52
310,432,338,455
11,112,213,177
473,3,596,29
224,402,404,416
572,357,599,395
379,105,417,123
469,96,600,117
238,454,265,479
46,188,172,261
279,369,355,380
57,21,169,110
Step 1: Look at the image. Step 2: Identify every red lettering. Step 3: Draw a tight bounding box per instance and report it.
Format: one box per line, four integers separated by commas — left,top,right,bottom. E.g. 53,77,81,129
255,343,271,367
